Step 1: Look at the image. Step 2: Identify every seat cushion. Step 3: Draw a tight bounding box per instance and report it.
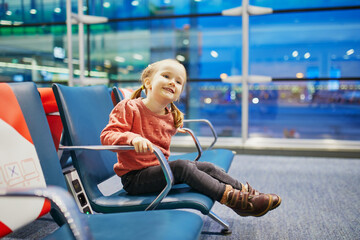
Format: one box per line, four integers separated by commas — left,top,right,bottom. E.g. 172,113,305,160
45,210,203,240
92,187,214,214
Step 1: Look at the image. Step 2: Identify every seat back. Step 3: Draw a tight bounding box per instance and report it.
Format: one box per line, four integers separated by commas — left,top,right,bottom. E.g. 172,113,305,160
37,88,63,151
0,82,67,237
111,87,134,105
53,84,117,201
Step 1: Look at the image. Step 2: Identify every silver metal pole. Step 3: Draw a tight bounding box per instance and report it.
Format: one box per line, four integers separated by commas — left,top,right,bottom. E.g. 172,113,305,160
66,0,74,86
222,4,272,144
241,0,249,144
78,0,85,85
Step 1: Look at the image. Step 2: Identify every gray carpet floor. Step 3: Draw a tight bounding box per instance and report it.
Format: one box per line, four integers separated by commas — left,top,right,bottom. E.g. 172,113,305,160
199,154,360,240
4,154,360,239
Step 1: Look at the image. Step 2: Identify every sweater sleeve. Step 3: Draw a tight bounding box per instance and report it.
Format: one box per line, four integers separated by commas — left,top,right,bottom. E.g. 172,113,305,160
100,100,141,146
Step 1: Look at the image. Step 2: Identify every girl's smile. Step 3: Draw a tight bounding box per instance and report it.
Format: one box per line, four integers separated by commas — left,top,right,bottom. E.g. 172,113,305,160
163,87,175,94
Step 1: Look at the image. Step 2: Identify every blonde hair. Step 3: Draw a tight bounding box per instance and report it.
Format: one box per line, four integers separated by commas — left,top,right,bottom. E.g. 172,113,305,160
131,59,186,128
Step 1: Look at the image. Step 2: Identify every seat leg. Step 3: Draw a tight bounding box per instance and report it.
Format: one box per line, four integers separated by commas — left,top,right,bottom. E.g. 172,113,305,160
208,211,232,235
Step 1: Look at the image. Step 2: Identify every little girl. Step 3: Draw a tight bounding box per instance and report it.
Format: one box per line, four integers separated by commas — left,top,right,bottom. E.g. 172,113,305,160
101,59,281,217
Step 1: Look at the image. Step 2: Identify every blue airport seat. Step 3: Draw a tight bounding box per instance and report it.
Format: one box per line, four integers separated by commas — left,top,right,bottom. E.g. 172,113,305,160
112,86,235,172
169,149,234,172
53,83,231,233
0,82,203,240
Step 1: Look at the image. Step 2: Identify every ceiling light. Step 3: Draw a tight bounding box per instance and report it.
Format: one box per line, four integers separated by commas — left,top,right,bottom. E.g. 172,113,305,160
211,50,218,58
346,49,354,55
115,56,126,62
292,51,298,58
296,72,304,78
132,1,139,6
176,55,185,62
133,54,143,60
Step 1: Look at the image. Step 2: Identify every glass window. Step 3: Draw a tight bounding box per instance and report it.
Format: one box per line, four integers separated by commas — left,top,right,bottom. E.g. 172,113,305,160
247,80,360,140
0,25,69,84
1,1,359,141
249,10,360,78
193,10,360,79
182,80,360,140
251,0,360,10
0,0,73,24
2,1,359,24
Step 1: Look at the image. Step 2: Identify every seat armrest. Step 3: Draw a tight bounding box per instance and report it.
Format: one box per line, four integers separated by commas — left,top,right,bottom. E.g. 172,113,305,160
179,127,203,161
59,145,174,211
183,119,218,150
0,186,93,240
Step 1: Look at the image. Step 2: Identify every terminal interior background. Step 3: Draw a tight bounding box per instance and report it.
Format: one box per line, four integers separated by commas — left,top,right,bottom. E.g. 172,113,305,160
1,1,360,240
0,1,359,153
0,0,360,152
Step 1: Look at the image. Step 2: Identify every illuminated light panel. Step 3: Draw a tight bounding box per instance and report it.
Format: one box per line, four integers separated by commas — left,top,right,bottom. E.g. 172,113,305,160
220,73,228,80
346,49,354,55
131,1,139,6
292,50,299,57
0,61,107,78
115,56,125,62
176,55,185,62
210,50,218,58
252,97,259,104
0,20,12,25
133,53,143,60
296,72,304,78
204,98,212,104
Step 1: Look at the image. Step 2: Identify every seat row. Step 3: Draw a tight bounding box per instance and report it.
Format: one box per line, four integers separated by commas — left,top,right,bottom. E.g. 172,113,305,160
0,82,235,239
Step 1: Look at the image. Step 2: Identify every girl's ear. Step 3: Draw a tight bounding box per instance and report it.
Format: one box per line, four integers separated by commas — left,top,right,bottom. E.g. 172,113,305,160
144,77,152,89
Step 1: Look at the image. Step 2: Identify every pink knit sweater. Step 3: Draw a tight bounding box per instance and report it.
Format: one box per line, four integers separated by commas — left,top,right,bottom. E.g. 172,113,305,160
100,98,177,176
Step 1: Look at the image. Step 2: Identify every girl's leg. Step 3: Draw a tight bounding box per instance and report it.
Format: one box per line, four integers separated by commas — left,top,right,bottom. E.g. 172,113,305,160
195,161,281,210
194,161,243,190
121,160,275,217
122,160,226,201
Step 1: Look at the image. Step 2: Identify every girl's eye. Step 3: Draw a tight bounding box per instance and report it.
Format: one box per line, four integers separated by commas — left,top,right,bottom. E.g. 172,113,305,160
163,74,169,78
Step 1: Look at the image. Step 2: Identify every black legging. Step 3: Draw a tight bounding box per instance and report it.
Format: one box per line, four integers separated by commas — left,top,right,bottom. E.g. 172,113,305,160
121,160,242,201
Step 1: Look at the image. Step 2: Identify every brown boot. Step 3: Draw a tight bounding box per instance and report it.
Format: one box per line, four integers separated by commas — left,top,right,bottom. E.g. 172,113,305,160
225,188,273,217
245,182,281,210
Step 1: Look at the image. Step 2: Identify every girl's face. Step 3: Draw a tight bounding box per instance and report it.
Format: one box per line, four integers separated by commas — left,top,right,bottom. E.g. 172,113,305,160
145,62,186,104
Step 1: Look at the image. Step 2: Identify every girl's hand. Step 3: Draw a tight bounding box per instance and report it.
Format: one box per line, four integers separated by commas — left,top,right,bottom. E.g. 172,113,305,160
177,128,186,134
131,137,154,154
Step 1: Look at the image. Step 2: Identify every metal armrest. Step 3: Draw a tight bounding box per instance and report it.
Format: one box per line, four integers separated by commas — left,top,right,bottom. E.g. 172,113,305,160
0,186,93,240
179,127,203,161
183,119,218,150
59,145,174,211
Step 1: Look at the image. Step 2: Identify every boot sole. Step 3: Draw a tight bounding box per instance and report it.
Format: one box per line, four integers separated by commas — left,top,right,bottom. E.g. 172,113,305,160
270,196,282,210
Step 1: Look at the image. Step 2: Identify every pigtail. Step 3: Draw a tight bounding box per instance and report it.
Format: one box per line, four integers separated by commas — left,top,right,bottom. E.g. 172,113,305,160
131,64,153,99
131,86,143,99
170,102,184,128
